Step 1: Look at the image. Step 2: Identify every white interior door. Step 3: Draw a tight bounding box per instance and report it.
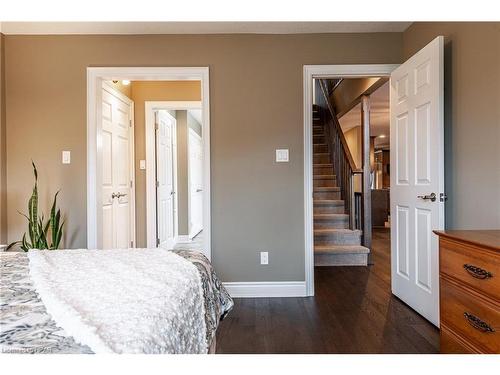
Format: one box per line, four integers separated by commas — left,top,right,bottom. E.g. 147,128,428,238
101,83,135,249
156,110,176,249
390,36,444,327
188,128,203,239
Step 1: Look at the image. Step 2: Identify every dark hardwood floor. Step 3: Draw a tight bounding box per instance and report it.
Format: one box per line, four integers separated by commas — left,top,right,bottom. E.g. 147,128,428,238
216,228,439,353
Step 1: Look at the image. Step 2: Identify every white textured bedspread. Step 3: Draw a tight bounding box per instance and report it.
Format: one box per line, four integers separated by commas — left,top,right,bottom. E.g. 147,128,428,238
27,249,207,354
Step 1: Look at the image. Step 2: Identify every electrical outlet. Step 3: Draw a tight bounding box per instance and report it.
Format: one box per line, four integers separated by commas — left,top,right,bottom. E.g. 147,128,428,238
260,251,269,265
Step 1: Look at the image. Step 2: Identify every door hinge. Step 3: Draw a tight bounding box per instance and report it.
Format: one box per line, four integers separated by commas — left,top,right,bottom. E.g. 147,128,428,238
130,180,133,188
440,192,448,202
130,240,134,248
156,181,160,188
156,238,160,246
155,123,159,131
129,119,132,127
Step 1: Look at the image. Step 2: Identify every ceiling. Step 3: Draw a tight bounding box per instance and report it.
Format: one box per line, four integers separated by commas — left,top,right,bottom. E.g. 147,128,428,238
0,22,412,35
338,81,389,149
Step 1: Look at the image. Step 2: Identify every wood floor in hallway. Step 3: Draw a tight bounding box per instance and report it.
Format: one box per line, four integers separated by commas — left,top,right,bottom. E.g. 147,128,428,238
216,228,439,353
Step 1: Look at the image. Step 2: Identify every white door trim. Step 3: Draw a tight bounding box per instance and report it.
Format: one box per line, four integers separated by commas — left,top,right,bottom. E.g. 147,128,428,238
145,101,202,251
303,64,399,296
87,67,210,260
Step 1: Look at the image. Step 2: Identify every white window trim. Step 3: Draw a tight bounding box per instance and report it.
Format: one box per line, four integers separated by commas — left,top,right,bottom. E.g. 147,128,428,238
303,64,399,296
87,67,211,260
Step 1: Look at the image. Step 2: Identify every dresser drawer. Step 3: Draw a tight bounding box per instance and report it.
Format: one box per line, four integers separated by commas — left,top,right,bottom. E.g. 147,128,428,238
441,325,481,353
441,278,500,353
440,238,500,302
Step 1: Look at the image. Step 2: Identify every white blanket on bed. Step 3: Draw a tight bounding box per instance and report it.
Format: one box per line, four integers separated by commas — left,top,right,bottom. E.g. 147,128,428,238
27,249,207,354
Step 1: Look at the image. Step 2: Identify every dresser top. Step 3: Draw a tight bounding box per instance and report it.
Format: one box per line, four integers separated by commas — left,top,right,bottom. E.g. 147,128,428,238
434,230,500,251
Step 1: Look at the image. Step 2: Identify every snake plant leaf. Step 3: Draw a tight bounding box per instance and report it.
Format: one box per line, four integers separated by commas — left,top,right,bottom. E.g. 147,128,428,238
38,216,48,249
44,216,51,235
28,164,39,246
54,221,64,249
32,160,38,181
49,191,60,248
5,241,21,251
21,233,30,252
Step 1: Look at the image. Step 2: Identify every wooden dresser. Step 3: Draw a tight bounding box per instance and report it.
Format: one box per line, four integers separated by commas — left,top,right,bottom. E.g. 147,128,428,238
434,230,500,353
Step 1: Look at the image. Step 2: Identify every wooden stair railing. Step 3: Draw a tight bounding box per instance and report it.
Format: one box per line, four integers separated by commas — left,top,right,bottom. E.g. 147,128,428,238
317,79,371,249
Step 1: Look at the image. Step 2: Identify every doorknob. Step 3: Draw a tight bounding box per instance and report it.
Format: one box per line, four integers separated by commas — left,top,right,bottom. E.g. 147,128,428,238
196,189,203,193
112,192,127,199
417,192,436,202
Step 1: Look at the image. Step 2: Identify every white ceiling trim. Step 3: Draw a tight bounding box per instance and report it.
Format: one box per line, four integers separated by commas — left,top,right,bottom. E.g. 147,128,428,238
0,22,412,35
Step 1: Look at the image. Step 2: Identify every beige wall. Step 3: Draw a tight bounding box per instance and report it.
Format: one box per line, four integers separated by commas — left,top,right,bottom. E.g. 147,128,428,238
404,22,500,229
107,80,132,98
0,33,6,244
129,81,201,245
4,33,402,281
175,110,190,236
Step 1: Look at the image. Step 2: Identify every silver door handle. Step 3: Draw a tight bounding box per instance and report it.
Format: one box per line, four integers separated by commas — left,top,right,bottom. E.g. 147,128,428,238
196,189,203,192
112,192,127,199
417,192,436,202
170,191,175,195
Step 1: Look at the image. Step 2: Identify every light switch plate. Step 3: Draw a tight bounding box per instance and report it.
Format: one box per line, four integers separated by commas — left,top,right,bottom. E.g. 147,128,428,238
139,160,146,170
260,251,269,265
275,149,289,163
62,151,71,164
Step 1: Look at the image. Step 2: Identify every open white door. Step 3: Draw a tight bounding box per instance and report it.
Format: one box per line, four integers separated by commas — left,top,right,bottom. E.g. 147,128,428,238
188,128,203,239
156,111,176,249
101,83,135,249
390,36,444,327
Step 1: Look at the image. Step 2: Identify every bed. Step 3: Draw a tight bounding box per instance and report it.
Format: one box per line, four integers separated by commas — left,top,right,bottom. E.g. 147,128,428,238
0,249,233,354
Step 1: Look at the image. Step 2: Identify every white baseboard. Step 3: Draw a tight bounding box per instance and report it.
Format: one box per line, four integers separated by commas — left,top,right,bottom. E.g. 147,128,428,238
223,281,307,298
174,235,191,244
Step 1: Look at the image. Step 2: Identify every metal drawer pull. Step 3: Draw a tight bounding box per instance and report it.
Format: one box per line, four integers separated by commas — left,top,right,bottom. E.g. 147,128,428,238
464,312,495,333
463,264,493,279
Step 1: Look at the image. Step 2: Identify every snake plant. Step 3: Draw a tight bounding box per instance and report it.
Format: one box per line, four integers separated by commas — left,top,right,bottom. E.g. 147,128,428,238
7,162,64,251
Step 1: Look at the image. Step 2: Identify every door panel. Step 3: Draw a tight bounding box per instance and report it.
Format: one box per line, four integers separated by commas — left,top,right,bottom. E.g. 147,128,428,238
101,83,134,249
390,36,444,326
156,110,176,249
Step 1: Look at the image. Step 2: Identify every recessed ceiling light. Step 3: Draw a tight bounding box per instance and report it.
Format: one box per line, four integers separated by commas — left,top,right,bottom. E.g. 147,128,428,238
122,80,131,85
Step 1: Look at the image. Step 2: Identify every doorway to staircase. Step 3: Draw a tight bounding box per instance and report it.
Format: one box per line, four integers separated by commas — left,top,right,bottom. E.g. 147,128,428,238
311,78,392,266
303,64,397,297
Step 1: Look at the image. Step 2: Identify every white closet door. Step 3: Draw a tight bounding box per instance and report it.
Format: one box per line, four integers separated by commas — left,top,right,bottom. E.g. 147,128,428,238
101,84,134,249
156,111,176,249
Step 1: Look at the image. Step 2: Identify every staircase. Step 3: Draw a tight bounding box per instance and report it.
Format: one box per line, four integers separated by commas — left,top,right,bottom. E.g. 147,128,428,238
312,104,370,266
